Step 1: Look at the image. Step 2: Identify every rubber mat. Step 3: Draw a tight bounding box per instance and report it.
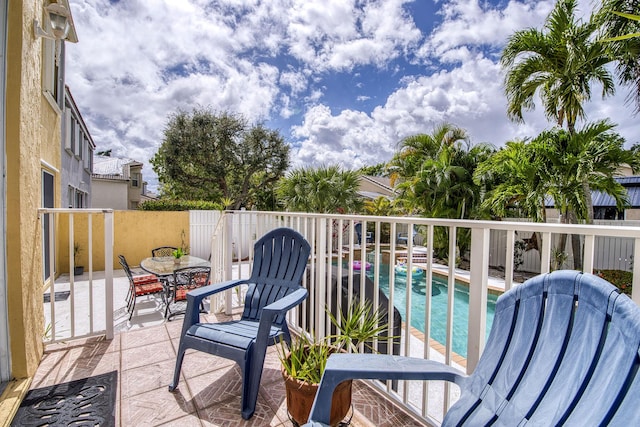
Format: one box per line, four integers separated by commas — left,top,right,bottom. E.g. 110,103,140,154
12,370,117,426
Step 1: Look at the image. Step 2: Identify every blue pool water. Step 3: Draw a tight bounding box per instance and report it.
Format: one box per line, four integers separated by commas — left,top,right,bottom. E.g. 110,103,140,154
357,263,498,358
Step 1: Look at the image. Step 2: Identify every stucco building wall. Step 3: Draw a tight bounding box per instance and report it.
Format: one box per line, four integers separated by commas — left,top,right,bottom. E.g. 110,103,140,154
5,0,52,382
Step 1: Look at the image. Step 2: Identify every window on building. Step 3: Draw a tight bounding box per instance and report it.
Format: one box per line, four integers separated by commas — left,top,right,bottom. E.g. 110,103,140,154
68,185,74,208
64,108,72,153
594,207,624,220
74,126,81,157
131,173,140,188
75,190,86,208
84,146,93,171
42,39,63,109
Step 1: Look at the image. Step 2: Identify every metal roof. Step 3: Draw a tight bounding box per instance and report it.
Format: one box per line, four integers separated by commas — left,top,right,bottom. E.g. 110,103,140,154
93,155,142,176
546,176,640,208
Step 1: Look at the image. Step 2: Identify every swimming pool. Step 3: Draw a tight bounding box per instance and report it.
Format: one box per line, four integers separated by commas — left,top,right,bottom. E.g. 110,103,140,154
360,263,498,358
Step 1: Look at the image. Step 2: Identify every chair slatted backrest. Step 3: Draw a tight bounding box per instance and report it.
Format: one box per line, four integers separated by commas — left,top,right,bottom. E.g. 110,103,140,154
241,228,311,324
444,270,640,426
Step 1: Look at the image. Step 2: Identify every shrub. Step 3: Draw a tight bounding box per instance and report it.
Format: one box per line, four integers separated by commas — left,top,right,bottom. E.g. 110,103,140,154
597,269,633,296
139,199,223,211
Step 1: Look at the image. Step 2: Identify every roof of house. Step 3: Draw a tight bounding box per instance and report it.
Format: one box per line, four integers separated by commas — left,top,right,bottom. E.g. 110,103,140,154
93,155,142,176
546,176,640,208
592,176,640,208
358,175,395,200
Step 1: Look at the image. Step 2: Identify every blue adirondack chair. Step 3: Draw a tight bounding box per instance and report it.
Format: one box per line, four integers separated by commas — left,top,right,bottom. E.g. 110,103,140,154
168,227,311,419
305,270,640,426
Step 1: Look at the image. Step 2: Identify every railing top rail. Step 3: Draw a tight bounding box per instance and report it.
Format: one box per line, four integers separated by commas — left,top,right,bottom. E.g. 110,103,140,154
38,208,114,214
228,210,640,238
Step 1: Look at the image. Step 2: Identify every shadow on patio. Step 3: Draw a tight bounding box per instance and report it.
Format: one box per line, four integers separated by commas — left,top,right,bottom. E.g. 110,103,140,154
36,271,426,426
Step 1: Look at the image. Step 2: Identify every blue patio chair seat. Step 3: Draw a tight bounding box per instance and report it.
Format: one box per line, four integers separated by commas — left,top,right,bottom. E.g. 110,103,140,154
305,270,640,426
169,227,311,420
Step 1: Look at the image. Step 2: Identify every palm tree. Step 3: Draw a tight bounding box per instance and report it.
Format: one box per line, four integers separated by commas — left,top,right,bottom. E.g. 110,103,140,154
474,140,552,222
599,1,640,112
477,121,637,268
389,123,472,217
501,0,615,134
276,165,362,213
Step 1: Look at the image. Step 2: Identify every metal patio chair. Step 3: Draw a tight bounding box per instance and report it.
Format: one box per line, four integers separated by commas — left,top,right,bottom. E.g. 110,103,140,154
118,255,165,320
151,246,178,257
306,270,640,426
169,227,311,420
165,265,210,320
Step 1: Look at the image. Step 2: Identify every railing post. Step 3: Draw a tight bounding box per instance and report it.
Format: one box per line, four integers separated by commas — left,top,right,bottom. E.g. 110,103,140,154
224,212,234,315
633,238,640,305
104,211,114,340
467,227,489,373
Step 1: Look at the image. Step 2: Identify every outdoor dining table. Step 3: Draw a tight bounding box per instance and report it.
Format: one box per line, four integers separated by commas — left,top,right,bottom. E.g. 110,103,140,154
139,255,211,319
139,254,210,278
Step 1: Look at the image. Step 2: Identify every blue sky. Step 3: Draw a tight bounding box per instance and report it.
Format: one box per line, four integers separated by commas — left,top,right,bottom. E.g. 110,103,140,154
65,0,640,192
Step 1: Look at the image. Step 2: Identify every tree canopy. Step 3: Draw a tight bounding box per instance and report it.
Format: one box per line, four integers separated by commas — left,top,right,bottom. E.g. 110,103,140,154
276,165,362,213
600,1,640,112
151,109,290,210
501,0,615,133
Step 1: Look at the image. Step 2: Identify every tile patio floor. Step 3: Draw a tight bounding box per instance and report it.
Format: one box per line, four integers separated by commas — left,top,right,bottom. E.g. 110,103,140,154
32,307,428,426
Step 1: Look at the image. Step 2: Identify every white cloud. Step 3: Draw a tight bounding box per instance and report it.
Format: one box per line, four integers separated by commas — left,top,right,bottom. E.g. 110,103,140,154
420,0,554,60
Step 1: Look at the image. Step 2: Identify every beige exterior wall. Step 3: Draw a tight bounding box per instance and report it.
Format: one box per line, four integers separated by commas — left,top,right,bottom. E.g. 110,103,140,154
0,1,64,420
57,211,190,273
5,0,56,383
625,209,640,221
91,178,129,209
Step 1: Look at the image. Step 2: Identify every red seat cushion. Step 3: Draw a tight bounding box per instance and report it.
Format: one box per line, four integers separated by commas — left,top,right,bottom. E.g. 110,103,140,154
133,274,159,285
134,281,164,296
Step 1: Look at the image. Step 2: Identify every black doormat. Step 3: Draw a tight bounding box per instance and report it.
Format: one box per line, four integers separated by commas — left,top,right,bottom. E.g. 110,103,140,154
43,291,71,303
12,370,117,427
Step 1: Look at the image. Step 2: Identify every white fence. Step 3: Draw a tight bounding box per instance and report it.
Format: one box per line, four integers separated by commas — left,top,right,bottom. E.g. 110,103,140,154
205,211,640,425
489,219,639,273
39,208,114,344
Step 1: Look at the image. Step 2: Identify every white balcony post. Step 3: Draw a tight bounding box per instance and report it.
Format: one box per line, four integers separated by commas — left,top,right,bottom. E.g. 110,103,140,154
224,212,234,315
104,211,114,340
467,227,489,373
633,238,640,305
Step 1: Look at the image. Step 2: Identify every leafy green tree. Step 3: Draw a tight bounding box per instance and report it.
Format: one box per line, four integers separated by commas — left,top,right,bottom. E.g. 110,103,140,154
390,123,493,220
501,0,615,134
276,165,362,213
389,123,494,260
476,120,638,268
151,109,289,209
358,163,388,177
599,1,640,111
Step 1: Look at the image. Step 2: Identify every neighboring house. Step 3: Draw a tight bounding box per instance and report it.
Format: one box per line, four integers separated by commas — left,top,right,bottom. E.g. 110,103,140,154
61,86,94,208
546,176,640,221
92,155,147,209
358,175,395,200
1,0,78,420
592,176,640,221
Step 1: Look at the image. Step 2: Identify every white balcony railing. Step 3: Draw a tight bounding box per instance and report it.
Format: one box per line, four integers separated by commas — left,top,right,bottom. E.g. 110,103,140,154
210,211,640,424
39,208,114,344
39,208,640,425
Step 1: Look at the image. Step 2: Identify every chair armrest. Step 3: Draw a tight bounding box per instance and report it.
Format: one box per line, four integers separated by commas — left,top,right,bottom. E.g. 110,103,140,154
255,288,308,347
182,279,247,333
307,354,467,425
262,288,308,316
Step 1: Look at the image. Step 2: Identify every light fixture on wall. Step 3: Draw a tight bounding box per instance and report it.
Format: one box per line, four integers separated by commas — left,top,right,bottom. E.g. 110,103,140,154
34,1,71,41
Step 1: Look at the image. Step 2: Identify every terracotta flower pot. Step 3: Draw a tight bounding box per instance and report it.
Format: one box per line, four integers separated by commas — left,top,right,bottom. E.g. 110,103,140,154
281,368,352,426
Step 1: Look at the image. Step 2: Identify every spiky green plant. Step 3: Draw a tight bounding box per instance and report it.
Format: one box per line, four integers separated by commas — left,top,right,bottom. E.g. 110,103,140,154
278,300,392,385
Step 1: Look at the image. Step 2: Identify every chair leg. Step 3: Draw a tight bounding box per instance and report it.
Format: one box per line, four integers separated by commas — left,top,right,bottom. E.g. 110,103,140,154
241,346,268,420
128,295,136,320
168,342,186,392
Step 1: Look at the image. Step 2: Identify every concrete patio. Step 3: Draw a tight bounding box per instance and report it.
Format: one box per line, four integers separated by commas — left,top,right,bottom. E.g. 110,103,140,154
34,271,427,426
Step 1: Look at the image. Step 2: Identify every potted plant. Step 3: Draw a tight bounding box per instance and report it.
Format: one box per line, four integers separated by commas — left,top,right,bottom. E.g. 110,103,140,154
172,247,185,265
73,243,84,275
278,300,390,426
